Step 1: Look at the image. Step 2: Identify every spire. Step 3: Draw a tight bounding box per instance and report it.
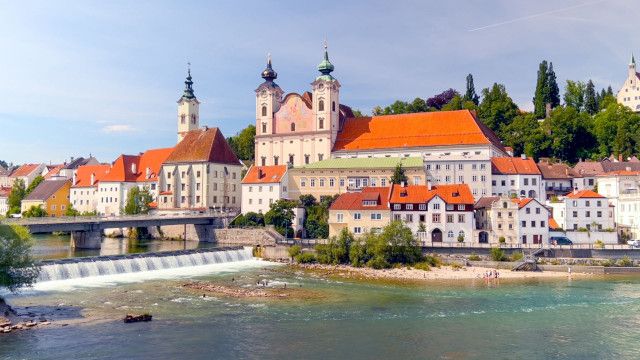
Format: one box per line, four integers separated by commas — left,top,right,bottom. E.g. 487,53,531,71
261,53,277,82
182,62,196,100
631,53,636,66
316,39,335,81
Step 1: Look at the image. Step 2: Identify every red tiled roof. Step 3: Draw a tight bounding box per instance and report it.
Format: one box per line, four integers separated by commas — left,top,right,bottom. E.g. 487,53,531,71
565,189,604,199
329,187,390,211
389,184,474,205
492,157,540,175
537,160,578,179
511,198,534,209
10,164,40,177
101,147,173,183
573,160,605,176
165,128,239,165
242,165,287,184
73,164,111,187
0,186,11,197
333,110,505,152
549,217,561,230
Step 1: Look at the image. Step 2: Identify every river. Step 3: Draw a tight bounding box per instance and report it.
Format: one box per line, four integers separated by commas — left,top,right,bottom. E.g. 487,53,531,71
2,256,640,359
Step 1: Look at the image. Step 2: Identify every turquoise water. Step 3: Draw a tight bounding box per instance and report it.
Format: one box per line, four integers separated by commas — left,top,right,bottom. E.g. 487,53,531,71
2,263,640,360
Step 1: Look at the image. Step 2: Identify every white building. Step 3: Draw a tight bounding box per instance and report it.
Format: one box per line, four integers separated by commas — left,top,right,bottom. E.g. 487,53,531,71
547,190,615,231
70,164,111,213
491,156,544,202
241,165,288,214
617,54,640,112
475,196,549,245
0,186,10,215
597,169,640,239
537,159,576,200
5,163,46,188
388,183,475,244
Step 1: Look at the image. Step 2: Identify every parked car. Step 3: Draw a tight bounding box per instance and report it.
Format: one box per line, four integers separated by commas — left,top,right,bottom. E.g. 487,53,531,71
549,236,573,245
627,240,640,248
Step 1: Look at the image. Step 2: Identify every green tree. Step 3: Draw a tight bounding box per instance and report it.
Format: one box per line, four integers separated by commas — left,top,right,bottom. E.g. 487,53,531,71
352,109,366,117
478,83,519,136
65,204,80,217
546,62,560,108
25,175,44,195
315,228,353,265
264,199,296,236
0,225,40,293
543,106,596,162
379,220,422,264
584,80,598,115
298,194,317,208
22,205,47,218
563,80,585,111
390,163,408,185
6,179,26,216
533,60,549,118
501,113,549,159
123,186,154,215
227,125,256,161
463,73,479,105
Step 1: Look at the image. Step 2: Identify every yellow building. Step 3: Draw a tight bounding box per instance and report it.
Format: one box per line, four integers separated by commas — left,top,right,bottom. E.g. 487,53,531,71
21,179,71,217
287,157,426,201
328,187,391,237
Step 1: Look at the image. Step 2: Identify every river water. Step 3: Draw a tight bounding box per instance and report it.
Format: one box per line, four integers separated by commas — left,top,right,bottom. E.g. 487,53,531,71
2,258,640,360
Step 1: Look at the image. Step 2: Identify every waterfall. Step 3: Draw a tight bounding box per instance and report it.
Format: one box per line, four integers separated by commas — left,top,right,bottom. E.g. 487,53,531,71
37,247,254,282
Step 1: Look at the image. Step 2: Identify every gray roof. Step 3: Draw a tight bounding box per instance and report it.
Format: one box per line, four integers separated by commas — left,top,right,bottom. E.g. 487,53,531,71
24,179,69,201
63,156,99,170
474,196,500,209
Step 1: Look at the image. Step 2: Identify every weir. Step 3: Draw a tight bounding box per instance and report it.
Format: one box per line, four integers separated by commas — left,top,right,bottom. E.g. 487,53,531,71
37,246,253,282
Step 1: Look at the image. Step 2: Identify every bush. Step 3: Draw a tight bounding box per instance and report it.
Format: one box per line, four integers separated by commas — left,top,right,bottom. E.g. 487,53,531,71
349,239,369,267
594,240,605,249
423,254,442,267
498,236,506,244
457,234,465,243
366,256,390,269
295,253,317,264
413,261,431,271
288,245,302,259
490,248,506,261
468,253,481,261
510,252,524,262
450,263,463,270
617,256,634,267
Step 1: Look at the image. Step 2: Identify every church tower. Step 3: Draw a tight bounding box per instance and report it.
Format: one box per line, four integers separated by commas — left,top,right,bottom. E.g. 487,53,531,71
629,53,636,78
177,65,200,143
255,55,283,137
311,42,340,144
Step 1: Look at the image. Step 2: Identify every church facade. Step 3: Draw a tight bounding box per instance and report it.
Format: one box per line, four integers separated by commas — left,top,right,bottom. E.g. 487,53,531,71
617,54,640,112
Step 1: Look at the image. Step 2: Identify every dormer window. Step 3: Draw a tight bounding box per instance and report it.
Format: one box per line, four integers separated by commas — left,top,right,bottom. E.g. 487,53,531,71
131,163,137,174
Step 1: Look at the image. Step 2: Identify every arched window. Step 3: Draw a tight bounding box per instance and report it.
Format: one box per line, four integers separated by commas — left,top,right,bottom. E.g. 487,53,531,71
332,101,336,111
180,114,186,124
261,106,267,117
291,123,296,131
448,230,454,238
318,100,325,111
191,114,196,124
458,231,465,240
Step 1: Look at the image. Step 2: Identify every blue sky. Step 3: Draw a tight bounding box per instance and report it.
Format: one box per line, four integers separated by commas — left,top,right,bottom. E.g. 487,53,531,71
0,0,637,164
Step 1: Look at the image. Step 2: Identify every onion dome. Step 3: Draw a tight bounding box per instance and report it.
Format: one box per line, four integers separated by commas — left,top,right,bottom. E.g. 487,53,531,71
182,64,196,100
262,54,278,82
316,41,335,81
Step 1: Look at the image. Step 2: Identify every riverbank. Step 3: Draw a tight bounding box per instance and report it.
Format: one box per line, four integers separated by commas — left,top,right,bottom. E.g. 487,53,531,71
291,263,588,282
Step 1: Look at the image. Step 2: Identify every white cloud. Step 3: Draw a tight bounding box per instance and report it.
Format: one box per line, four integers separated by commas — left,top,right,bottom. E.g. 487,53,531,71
102,124,134,133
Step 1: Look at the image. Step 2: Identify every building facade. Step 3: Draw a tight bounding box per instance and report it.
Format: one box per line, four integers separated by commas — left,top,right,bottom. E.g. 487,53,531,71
491,156,544,201
475,196,549,245
70,164,111,213
328,187,391,238
617,54,640,112
241,165,288,214
21,179,71,217
547,190,615,231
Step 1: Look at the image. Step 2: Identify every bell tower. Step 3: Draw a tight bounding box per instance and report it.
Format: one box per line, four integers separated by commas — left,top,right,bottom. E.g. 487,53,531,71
255,54,283,138
311,41,340,144
177,63,200,143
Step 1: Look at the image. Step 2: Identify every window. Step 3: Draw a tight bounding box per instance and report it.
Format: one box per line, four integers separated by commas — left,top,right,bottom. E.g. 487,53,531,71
535,208,540,214
394,214,401,221
319,178,325,187
332,101,336,111
196,183,201,191
433,203,440,210
318,154,324,161
457,204,465,211
458,231,465,240
289,155,294,164
432,213,440,222
340,178,345,187
526,208,531,214
521,221,526,228
585,211,591,217
354,227,362,234
597,211,602,217
541,221,546,227
371,213,382,220
336,213,344,222
274,156,279,165
458,214,465,223
301,178,307,187
318,100,325,111
406,204,413,210
290,123,296,131
448,231,454,238
319,118,324,129
394,204,401,210
405,214,413,222
419,215,425,222
305,154,310,165
261,106,267,117
597,200,602,207
419,204,426,211
381,178,387,187
180,114,185,124
447,214,454,223
531,221,535,227
586,200,591,207
413,176,420,185
310,178,316,187
261,157,266,166
573,211,578,218
524,178,529,186
249,198,253,204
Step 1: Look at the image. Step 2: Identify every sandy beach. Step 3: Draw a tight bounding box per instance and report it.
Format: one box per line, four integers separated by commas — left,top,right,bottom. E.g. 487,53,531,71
293,263,587,282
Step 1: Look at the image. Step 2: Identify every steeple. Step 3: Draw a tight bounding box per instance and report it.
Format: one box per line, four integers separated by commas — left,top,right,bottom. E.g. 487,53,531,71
182,63,196,100
631,53,636,67
316,40,335,81
261,53,278,82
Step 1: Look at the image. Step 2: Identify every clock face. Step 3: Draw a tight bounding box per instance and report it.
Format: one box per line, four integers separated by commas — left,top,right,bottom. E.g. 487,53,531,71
318,83,324,91
260,90,267,98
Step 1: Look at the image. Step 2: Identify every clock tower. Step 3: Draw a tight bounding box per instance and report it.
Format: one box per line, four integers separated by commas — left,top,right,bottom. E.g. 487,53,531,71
177,65,200,143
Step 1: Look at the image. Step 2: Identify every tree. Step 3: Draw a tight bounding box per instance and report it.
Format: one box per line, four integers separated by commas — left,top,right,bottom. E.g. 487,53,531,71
352,109,366,117
390,163,408,185
316,228,353,264
501,113,549,159
65,204,80,217
546,62,560,108
478,83,519,136
426,89,459,110
298,194,317,208
264,199,296,236
563,80,585,111
463,73,479,105
25,175,44,195
22,205,47,218
0,160,8,169
123,186,154,215
533,60,549,118
0,225,39,293
543,106,597,163
6,179,26,216
227,125,256,161
379,220,422,265
584,80,598,115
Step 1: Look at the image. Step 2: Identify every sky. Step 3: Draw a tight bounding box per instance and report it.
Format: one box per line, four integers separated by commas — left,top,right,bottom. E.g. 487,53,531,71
0,0,638,165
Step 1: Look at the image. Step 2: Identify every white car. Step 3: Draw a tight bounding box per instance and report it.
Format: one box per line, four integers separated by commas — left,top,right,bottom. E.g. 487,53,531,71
627,240,640,248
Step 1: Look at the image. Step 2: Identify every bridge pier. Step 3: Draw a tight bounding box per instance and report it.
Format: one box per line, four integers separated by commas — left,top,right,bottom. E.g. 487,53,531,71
71,229,102,249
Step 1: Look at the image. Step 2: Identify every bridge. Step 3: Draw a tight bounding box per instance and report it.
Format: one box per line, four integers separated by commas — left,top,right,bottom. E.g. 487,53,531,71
0,212,237,249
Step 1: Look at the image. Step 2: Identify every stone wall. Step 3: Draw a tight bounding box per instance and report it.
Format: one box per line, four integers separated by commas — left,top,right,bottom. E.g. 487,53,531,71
149,225,279,246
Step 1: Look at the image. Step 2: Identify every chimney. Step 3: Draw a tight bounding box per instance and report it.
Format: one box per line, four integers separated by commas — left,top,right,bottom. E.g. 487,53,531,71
131,163,137,174
401,181,406,188
90,173,95,186
573,188,578,195
627,166,632,172
521,154,526,160
427,180,432,191
258,168,263,179
72,172,77,185
469,109,477,118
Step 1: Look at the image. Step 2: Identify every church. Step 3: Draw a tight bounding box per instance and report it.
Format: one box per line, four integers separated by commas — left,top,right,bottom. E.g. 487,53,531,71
617,54,640,112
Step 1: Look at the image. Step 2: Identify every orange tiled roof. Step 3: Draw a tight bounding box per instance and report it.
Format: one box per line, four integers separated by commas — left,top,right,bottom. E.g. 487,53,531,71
73,164,111,187
511,198,534,209
492,157,540,175
101,147,173,183
549,217,561,230
389,184,474,205
165,128,239,165
10,164,40,177
565,189,604,199
242,165,287,184
44,164,65,179
333,110,505,152
329,187,390,211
